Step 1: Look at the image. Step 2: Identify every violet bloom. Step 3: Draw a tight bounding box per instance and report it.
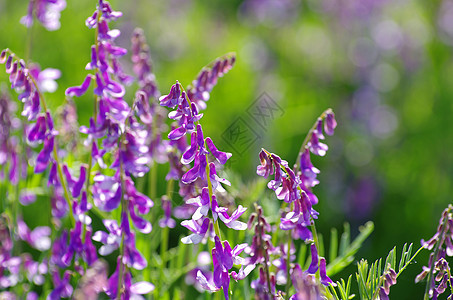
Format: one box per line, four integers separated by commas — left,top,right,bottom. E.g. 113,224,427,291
21,0,66,31
50,230,68,268
181,218,210,244
28,64,61,93
17,219,51,251
289,264,322,300
62,221,97,267
47,270,72,300
211,236,248,300
250,268,276,300
319,258,335,286
159,195,176,228
92,219,121,256
105,258,154,299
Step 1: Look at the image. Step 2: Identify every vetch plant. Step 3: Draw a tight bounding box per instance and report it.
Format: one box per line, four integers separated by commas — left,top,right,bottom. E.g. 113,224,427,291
0,0,452,299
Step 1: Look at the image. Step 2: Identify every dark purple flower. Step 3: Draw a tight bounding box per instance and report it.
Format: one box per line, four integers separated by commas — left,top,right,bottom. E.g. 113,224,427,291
187,54,236,110
211,236,248,300
324,110,337,136
65,75,92,97
48,270,72,300
307,244,319,274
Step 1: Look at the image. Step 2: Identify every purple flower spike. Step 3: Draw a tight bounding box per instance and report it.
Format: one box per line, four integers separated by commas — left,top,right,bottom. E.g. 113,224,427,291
48,270,73,300
319,257,335,286
307,244,319,274
206,137,232,165
65,75,92,97
308,134,328,156
257,149,274,178
324,110,337,136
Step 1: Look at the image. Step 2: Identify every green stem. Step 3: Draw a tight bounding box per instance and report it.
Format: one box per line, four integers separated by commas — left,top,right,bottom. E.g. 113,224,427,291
158,179,174,296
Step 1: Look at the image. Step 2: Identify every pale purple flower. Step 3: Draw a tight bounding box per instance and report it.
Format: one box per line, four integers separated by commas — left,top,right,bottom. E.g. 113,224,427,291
21,0,66,31
17,219,51,251
250,267,276,300
28,65,61,93
181,218,210,244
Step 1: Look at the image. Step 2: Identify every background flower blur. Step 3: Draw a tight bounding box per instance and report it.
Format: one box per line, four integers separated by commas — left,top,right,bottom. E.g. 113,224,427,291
1,0,452,298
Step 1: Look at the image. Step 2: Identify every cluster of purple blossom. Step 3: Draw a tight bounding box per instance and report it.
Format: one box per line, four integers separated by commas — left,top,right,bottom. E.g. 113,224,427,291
253,109,337,298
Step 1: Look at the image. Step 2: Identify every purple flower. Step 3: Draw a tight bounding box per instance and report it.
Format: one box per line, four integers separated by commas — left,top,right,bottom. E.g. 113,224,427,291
187,54,236,110
48,270,72,300
289,264,322,300
324,110,337,136
319,257,335,286
28,65,61,93
65,75,92,97
211,236,247,300
93,219,121,256
105,258,154,299
181,218,210,244
307,243,319,274
17,219,51,251
250,268,276,300
21,0,66,31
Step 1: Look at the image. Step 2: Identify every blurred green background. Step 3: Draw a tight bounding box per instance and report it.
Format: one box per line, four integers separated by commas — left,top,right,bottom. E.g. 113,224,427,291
1,0,453,298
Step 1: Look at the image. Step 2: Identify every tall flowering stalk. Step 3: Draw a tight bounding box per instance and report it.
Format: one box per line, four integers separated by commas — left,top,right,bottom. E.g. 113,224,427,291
64,1,154,298
159,58,251,298
255,108,337,298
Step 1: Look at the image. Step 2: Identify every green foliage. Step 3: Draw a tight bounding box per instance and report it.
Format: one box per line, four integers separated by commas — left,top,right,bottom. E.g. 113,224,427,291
325,221,374,277
354,243,421,300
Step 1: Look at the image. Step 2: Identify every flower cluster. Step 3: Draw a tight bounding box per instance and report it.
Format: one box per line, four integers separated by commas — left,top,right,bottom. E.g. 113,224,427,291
254,109,337,295
159,70,251,298
416,204,453,299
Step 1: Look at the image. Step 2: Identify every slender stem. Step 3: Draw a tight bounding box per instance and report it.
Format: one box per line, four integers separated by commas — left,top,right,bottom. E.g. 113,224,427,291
24,0,35,63
296,108,332,163
117,133,127,300
424,215,449,300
